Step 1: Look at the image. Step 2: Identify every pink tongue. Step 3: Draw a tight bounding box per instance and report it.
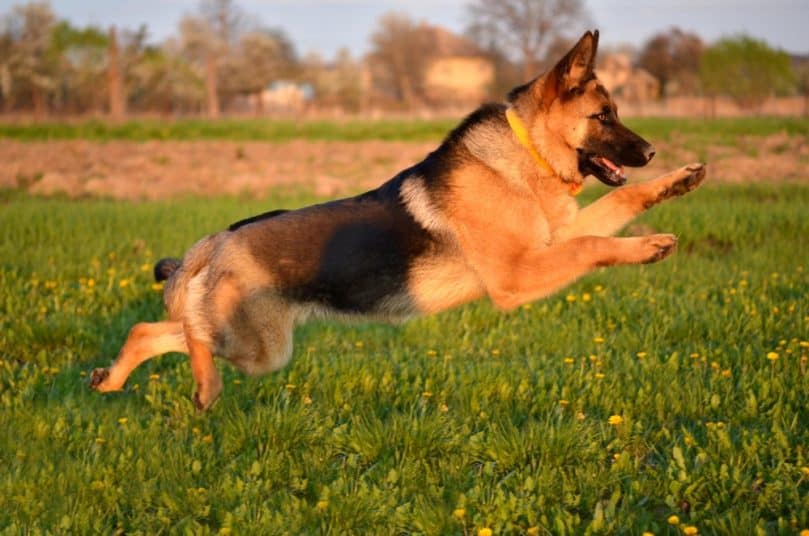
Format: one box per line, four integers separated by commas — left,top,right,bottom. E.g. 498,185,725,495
599,157,624,174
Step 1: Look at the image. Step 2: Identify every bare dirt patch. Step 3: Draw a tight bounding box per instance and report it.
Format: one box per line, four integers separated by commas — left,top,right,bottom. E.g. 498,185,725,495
1,134,806,200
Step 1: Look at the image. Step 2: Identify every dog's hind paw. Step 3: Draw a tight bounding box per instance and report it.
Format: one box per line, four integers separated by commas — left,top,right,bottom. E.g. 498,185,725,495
89,368,110,390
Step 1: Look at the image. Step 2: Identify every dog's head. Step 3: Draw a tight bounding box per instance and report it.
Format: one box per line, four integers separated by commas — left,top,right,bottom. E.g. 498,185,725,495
507,30,654,187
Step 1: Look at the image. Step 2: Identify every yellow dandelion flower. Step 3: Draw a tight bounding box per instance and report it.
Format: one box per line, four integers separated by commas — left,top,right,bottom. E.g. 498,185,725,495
582,292,592,302
594,284,604,292
140,263,151,272
218,528,232,536
721,369,732,378
119,279,130,288
422,391,433,398
800,466,809,478
149,373,160,381
595,372,605,379
566,294,576,302
439,403,449,413
593,336,605,344
151,282,164,292
667,515,680,525
636,351,647,358
354,341,364,348
642,532,655,536
491,349,500,356
690,352,700,359
563,357,575,364
766,351,779,361
576,411,585,421
316,500,329,511
202,434,213,443
233,379,242,385
559,399,569,407
426,349,437,357
303,395,313,405
95,437,106,445
800,341,809,348
478,528,493,536
118,417,128,425
87,278,96,287
453,508,466,520
285,383,296,391
683,527,698,536
527,527,540,536
608,415,623,426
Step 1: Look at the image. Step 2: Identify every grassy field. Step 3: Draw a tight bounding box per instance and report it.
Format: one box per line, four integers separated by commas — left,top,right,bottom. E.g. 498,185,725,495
0,116,807,143
1,181,807,534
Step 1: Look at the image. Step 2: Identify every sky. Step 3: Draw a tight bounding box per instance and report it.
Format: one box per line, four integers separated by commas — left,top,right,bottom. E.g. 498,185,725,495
9,0,809,59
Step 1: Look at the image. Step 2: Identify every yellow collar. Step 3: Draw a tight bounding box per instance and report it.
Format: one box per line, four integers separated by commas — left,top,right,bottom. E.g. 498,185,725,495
505,107,582,196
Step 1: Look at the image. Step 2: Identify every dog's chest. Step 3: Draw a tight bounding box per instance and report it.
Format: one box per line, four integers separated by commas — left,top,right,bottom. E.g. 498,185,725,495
536,187,578,238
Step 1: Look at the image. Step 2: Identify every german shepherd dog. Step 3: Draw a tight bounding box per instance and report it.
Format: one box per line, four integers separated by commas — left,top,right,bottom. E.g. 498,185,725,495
90,30,706,410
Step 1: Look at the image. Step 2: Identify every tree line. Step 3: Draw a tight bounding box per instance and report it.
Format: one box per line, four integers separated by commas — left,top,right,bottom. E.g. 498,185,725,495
0,0,805,118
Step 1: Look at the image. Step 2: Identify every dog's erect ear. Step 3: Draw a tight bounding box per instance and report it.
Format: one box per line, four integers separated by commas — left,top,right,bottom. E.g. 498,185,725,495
541,30,599,105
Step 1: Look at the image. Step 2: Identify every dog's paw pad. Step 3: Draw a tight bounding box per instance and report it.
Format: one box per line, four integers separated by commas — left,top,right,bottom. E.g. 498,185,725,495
89,368,110,390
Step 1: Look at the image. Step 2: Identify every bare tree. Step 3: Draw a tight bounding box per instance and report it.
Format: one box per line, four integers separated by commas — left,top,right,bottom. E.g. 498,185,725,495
637,27,703,98
178,0,247,118
107,26,125,120
221,27,297,111
466,0,590,81
368,12,435,108
50,21,108,113
178,15,222,117
3,2,57,115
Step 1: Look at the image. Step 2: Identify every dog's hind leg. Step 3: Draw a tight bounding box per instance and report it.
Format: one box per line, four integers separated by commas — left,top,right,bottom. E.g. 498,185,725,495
185,325,223,411
90,321,186,392
555,163,706,241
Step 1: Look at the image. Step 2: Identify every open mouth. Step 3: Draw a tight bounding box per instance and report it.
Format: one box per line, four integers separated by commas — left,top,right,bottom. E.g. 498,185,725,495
578,152,627,187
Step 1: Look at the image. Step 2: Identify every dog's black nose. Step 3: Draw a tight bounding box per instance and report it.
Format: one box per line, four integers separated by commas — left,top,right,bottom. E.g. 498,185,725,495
643,145,656,163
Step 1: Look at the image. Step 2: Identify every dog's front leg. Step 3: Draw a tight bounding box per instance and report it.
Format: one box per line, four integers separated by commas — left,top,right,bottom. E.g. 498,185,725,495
487,234,678,311
555,163,706,241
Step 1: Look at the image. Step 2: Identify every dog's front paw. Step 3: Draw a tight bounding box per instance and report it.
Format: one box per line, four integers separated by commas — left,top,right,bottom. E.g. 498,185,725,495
640,233,678,264
663,163,707,198
89,368,111,391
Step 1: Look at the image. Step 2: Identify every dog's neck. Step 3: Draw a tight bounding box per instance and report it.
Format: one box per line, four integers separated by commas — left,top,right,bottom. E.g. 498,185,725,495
505,107,582,196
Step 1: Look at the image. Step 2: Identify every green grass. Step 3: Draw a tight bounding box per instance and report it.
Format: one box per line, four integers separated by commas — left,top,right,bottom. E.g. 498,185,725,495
0,116,806,142
1,184,808,534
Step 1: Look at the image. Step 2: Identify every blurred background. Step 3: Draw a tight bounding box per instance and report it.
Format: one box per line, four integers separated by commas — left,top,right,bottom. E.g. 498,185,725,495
0,0,806,119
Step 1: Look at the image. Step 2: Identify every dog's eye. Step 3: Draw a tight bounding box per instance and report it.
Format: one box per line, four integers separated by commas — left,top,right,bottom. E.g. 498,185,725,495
593,112,609,122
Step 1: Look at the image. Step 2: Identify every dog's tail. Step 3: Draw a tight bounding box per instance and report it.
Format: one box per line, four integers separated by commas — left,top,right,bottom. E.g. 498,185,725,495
154,258,182,282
